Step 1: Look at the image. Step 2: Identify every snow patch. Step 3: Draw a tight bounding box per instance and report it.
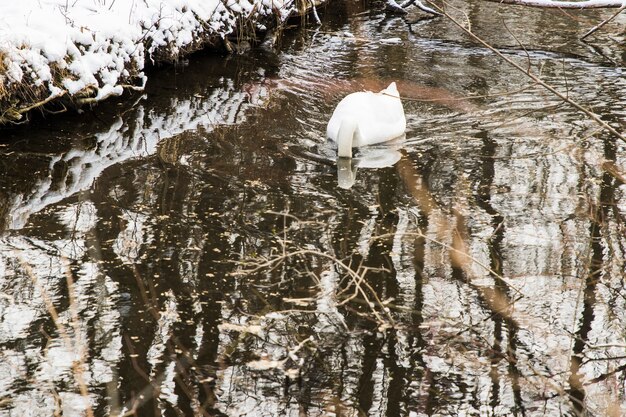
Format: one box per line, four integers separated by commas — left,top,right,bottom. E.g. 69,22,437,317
0,0,295,106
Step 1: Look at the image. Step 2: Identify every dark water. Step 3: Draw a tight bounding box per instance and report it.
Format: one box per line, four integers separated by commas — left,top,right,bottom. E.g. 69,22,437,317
1,1,625,416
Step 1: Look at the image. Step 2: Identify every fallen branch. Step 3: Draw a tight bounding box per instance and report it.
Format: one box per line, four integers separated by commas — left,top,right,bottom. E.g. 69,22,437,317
580,4,626,39
427,1,626,143
0,91,67,124
400,0,443,14
387,0,442,15
386,0,410,14
18,91,66,114
479,0,626,9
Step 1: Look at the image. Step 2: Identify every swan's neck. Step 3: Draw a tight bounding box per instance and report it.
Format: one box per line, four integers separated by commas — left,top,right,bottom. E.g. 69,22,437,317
337,118,357,159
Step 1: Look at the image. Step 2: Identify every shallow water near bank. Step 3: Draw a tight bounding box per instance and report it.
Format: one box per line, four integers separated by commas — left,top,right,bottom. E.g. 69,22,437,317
1,1,625,416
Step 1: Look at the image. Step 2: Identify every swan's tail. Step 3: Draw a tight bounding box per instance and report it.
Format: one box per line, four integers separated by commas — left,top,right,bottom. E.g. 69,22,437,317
381,82,400,98
337,118,357,158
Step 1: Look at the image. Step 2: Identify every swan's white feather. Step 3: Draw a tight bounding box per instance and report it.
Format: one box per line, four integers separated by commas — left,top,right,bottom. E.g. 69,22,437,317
326,82,406,151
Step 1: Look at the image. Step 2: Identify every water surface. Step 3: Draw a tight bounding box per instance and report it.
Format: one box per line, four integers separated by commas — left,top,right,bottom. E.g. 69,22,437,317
1,1,625,416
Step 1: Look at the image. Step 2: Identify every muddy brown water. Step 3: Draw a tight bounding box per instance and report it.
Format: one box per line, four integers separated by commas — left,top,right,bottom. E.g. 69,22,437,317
0,1,625,416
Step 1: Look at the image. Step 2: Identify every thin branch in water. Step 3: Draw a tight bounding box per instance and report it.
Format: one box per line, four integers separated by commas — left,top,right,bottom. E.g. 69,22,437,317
308,0,322,24
398,83,534,105
561,59,570,100
581,5,626,40
428,0,626,143
478,0,626,9
501,18,531,73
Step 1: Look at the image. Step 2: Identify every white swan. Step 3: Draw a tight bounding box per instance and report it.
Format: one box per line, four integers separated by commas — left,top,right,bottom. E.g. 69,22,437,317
327,82,406,159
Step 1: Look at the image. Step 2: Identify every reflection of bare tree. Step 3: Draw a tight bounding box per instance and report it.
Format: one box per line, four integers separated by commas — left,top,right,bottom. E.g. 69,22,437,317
0,65,273,416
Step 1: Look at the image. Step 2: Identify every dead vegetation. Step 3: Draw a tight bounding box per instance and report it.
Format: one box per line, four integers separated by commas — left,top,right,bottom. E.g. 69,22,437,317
0,50,7,101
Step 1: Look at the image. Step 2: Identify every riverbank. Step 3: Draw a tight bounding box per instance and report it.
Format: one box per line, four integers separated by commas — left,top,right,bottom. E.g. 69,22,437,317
0,0,322,126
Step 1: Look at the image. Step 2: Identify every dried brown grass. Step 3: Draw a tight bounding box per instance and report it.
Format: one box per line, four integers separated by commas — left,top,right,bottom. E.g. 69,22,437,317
0,53,144,125
0,50,8,101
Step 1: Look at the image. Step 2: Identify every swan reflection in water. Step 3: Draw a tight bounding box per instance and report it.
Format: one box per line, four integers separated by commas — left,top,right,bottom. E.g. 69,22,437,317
336,135,405,189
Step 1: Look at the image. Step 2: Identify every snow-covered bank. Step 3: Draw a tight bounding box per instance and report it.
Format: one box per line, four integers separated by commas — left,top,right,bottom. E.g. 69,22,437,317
0,0,313,125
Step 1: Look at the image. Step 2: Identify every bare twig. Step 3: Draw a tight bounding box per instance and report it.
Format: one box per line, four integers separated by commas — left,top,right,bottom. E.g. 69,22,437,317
501,18,531,73
239,248,396,325
478,0,626,9
580,4,626,39
429,1,626,143
308,0,322,24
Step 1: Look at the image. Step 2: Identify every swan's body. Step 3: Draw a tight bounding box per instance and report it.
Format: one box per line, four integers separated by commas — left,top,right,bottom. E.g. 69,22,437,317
327,82,406,159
